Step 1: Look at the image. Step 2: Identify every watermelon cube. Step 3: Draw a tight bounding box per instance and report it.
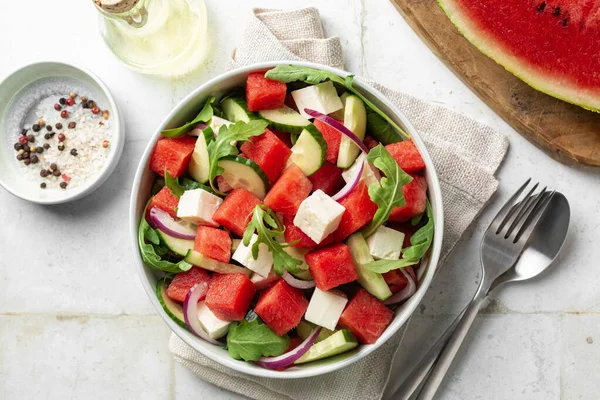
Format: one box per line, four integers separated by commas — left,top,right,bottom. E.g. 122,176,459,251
213,188,263,237
333,181,378,242
271,128,294,148
314,119,341,164
383,266,417,293
166,267,212,303
205,273,256,321
216,175,233,193
389,176,428,222
305,244,359,291
338,288,394,344
364,136,380,150
246,71,287,112
254,280,308,335
308,161,344,196
240,129,292,183
147,186,179,220
385,140,426,173
150,136,197,177
283,217,333,248
264,164,312,219
194,226,232,263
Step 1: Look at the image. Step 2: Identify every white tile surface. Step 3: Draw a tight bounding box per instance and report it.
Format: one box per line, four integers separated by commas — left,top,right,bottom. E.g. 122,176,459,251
0,0,599,399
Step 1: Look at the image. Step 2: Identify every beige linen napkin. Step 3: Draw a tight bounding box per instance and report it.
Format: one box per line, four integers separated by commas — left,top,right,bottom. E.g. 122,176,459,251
169,7,509,400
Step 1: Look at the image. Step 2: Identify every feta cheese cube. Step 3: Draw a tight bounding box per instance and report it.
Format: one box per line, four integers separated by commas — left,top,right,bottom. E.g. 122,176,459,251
293,190,346,244
232,234,273,277
366,226,405,260
197,301,231,339
342,153,379,187
176,188,223,226
292,81,344,119
209,116,233,135
305,287,348,330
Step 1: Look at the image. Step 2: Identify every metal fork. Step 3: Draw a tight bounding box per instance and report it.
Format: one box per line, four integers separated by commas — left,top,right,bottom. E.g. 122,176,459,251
391,179,555,400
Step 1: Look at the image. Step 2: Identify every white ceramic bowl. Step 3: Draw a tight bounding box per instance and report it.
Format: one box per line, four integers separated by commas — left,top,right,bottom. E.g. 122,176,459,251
130,61,444,379
0,62,123,204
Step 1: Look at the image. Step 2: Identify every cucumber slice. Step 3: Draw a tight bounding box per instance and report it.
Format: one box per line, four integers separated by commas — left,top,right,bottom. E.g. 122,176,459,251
156,278,188,330
185,250,252,275
287,124,327,176
217,156,270,199
157,230,194,257
346,233,392,301
294,330,358,364
296,321,334,343
188,134,210,184
337,95,367,168
259,105,310,134
329,93,349,121
221,96,256,123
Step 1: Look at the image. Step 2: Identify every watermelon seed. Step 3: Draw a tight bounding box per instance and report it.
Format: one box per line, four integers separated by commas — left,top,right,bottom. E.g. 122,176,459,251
553,7,561,17
562,18,568,27
537,2,545,12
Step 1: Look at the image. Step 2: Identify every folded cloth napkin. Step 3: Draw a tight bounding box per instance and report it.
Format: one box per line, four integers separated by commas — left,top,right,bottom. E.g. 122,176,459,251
170,7,509,400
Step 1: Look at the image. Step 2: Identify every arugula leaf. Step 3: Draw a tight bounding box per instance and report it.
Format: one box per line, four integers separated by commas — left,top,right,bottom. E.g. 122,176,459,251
164,171,218,198
364,258,420,273
366,109,402,145
161,96,215,138
362,145,413,237
265,65,409,139
138,218,193,273
226,318,290,361
402,201,434,260
411,212,424,226
151,177,165,195
207,120,269,192
243,205,304,275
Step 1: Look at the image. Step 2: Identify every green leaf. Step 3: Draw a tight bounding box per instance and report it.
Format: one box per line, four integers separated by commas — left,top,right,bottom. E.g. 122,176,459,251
411,212,424,226
362,145,413,237
151,177,165,195
243,205,304,275
402,201,434,260
226,318,290,361
366,109,403,145
207,120,269,192
164,170,185,197
363,257,420,273
138,218,193,273
161,96,215,137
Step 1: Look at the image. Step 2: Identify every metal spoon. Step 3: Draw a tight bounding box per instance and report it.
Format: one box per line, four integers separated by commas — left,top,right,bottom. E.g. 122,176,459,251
390,190,570,400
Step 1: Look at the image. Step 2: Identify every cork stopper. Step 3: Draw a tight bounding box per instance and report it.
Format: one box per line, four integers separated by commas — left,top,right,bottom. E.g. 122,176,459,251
94,0,140,14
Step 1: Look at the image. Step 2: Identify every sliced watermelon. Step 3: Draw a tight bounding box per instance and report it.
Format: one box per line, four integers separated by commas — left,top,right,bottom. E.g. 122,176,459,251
254,280,308,335
205,273,256,321
147,186,179,220
383,266,417,293
283,217,333,248
338,288,394,344
240,128,292,183
314,119,342,164
246,71,287,112
213,188,263,237
333,181,378,242
364,136,380,150
264,164,312,219
150,136,197,178
271,128,293,148
166,267,212,303
385,140,426,174
308,161,345,196
305,244,359,291
389,176,428,222
194,226,232,263
216,175,233,193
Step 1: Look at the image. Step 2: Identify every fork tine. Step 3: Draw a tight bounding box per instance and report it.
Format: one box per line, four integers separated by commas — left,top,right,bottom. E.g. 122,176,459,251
493,178,532,234
513,191,555,244
504,186,546,239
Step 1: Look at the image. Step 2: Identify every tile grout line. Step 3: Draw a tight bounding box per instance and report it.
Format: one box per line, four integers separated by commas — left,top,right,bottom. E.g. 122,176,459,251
0,312,159,318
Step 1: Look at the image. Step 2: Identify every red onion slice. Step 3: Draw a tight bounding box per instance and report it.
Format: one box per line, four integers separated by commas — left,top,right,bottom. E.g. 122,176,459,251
183,283,221,345
256,327,322,369
304,108,369,154
332,160,364,201
384,268,417,305
149,207,197,240
282,270,316,289
189,124,208,136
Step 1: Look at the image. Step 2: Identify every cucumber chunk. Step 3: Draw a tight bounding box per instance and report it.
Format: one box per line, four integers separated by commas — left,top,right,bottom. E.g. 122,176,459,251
296,321,334,343
287,124,327,176
217,156,270,199
185,250,252,275
221,96,256,123
346,233,392,301
157,230,194,257
188,134,210,183
156,278,188,329
259,105,310,134
294,330,358,364
337,95,367,168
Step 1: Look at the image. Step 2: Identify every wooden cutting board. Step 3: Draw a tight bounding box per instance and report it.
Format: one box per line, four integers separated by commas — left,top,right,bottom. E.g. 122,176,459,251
391,0,600,168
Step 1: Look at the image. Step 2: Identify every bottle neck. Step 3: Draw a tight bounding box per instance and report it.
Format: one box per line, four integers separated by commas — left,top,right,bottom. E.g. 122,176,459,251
95,0,152,28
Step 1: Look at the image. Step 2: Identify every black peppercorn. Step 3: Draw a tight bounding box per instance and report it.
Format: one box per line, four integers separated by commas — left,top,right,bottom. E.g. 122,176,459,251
55,123,63,130
14,143,22,151
32,124,40,132
30,155,39,164
36,147,43,154
40,183,47,189
21,129,28,136
50,163,57,171
59,97,66,105
58,145,65,152
46,125,52,131
53,169,61,177
24,159,31,166
16,154,23,161
44,133,51,140
27,134,35,143
70,149,78,156
43,143,50,149
40,169,49,178
68,122,76,129
60,182,68,189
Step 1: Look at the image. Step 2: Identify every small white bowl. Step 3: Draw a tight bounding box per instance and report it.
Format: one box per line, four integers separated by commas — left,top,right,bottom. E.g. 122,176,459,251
0,62,123,204
130,61,444,379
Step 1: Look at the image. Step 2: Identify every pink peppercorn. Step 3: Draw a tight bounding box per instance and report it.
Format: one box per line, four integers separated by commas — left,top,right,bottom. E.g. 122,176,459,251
18,136,28,145
92,106,100,115
61,110,69,119
66,97,74,106
54,104,62,111
58,133,66,142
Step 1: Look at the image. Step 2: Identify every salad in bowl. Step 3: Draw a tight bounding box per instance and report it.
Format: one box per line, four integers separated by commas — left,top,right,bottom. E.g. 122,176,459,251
131,62,442,378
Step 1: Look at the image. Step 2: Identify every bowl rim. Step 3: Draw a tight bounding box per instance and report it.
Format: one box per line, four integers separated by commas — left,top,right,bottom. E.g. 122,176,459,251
129,60,444,379
0,61,124,205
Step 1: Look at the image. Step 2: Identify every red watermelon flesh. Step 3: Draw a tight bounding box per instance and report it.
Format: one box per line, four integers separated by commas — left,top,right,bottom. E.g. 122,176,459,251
364,136,380,150
338,288,394,344
333,181,378,242
194,226,232,263
147,186,179,220
439,0,600,110
283,217,333,248
254,280,308,335
246,72,287,112
240,129,292,183
217,175,233,193
205,273,256,321
166,267,212,303
383,267,417,293
308,161,345,196
264,164,312,219
385,140,426,174
271,128,294,148
305,244,359,291
389,223,419,248
389,176,428,222
150,136,196,178
314,119,342,164
213,188,263,237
